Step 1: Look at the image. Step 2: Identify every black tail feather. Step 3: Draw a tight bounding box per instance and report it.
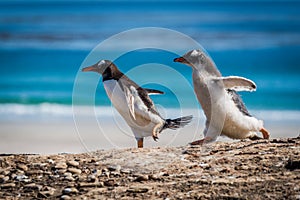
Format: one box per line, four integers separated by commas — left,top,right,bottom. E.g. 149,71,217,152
163,115,193,130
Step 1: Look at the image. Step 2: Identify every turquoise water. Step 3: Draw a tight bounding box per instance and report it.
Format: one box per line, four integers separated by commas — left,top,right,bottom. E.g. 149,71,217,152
0,0,300,111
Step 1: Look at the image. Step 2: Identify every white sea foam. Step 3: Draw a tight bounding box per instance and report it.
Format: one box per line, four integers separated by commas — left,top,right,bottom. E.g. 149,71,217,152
0,103,299,123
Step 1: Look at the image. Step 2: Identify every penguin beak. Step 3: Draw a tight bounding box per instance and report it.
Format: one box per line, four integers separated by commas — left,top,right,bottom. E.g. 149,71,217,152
82,64,98,72
173,57,186,63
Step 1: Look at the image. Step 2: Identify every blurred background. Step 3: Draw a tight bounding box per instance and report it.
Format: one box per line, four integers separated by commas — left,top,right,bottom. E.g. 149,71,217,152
0,0,299,153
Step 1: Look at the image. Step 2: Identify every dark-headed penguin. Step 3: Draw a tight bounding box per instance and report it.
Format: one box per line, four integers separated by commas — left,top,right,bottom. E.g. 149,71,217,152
82,60,192,148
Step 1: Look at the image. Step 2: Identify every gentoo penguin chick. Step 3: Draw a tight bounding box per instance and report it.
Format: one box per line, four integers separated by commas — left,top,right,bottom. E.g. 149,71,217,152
82,60,192,148
174,49,270,145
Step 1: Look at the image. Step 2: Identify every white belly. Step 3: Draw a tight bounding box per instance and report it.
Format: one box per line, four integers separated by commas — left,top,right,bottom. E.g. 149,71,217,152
103,80,163,138
222,93,263,138
192,73,263,139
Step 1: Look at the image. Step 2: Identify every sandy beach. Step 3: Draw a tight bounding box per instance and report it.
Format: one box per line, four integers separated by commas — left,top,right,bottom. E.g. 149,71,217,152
0,106,299,154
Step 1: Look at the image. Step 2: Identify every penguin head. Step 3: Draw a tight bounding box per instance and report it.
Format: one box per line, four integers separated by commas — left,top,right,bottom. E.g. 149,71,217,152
174,49,208,69
82,59,114,75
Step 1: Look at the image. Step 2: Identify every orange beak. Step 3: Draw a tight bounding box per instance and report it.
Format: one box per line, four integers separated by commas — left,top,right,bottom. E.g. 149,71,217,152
81,64,97,72
173,57,186,63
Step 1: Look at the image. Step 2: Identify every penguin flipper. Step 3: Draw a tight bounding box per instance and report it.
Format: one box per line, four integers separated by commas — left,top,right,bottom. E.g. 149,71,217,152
143,88,164,95
214,76,256,92
124,86,136,120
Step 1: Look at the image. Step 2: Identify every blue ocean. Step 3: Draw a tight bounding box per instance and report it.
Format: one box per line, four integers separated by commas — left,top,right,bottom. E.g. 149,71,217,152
1,0,300,117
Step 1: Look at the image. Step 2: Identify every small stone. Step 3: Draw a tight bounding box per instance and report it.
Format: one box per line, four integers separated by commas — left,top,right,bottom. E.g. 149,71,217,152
38,186,55,198
55,163,67,169
91,169,101,176
110,171,120,176
2,170,10,176
15,174,30,182
104,179,115,187
87,174,97,182
60,195,71,200
134,174,149,182
63,187,78,194
17,164,28,171
38,190,54,198
127,187,149,193
26,170,44,175
79,181,104,188
64,172,72,176
240,165,249,170
24,183,42,191
102,171,110,178
65,176,75,182
67,160,79,167
47,159,55,164
149,173,162,180
199,163,210,169
38,186,56,197
68,168,81,175
107,165,121,172
120,169,132,174
0,175,9,183
1,183,16,188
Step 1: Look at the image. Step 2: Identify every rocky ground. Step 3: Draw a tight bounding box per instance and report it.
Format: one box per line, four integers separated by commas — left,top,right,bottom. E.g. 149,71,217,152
0,137,299,199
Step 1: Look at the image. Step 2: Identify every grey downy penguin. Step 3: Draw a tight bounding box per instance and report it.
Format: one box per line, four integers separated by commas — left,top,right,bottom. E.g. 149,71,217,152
174,50,269,145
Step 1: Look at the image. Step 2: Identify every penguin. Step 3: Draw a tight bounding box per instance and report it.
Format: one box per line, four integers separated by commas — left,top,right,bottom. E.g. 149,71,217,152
174,50,269,145
82,59,192,148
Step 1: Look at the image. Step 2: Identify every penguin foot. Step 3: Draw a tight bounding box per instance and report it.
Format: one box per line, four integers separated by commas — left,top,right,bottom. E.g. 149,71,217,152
137,138,144,148
260,127,270,139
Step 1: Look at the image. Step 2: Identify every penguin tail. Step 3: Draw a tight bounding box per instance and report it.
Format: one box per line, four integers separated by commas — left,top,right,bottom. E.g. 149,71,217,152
163,115,193,130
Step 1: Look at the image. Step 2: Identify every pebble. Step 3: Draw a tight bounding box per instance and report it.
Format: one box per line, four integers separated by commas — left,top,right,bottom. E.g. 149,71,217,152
79,182,104,188
64,176,75,182
17,164,28,171
1,183,16,189
15,175,31,182
104,179,115,187
87,174,97,182
25,170,44,175
127,187,149,193
55,163,68,169
91,169,101,176
63,187,78,194
107,165,121,172
38,186,56,197
199,163,210,169
0,175,9,183
2,170,10,176
134,174,149,182
149,173,162,180
60,195,71,200
68,168,81,175
120,169,132,174
63,172,74,181
24,183,42,191
47,159,55,164
38,191,54,198
67,160,79,167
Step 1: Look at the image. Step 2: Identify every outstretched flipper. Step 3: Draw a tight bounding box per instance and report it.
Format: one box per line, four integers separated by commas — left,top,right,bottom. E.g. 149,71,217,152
144,88,164,95
214,76,256,92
